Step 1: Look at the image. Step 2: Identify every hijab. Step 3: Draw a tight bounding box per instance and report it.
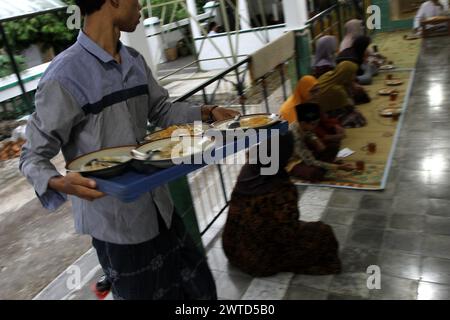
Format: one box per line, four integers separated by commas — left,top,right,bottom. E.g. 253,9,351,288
340,19,364,52
279,76,319,124
314,35,338,68
336,35,372,66
233,133,295,196
317,61,359,112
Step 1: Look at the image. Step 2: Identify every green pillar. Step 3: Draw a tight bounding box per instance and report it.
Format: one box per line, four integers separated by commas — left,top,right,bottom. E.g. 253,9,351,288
168,176,205,253
294,29,313,80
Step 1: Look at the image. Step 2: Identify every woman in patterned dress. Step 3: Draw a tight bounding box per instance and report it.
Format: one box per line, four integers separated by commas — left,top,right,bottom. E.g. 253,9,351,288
222,133,342,277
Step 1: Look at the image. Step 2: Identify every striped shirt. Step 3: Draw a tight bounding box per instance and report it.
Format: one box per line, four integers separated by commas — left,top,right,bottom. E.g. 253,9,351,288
20,31,201,244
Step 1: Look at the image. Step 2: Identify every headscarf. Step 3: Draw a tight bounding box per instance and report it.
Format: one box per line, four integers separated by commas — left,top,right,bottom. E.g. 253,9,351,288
339,19,364,52
314,35,338,68
317,61,359,113
336,35,372,66
279,76,318,123
233,133,295,196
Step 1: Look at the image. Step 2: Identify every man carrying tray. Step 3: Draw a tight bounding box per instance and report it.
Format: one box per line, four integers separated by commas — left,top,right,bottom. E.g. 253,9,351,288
19,0,239,300
413,0,449,35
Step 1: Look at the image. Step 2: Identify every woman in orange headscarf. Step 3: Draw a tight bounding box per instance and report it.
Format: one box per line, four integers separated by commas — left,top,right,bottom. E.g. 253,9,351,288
279,75,345,146
279,76,318,124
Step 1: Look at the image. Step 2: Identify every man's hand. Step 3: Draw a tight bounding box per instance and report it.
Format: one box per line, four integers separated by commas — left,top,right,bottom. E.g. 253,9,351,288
201,105,240,122
49,173,105,201
212,106,240,121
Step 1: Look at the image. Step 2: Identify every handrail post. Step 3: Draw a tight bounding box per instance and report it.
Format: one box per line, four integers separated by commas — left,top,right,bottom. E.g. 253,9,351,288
260,77,270,114
337,2,344,41
278,64,288,101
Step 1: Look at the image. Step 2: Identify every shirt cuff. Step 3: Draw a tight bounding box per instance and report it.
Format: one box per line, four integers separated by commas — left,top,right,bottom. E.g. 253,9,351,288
37,190,67,212
186,105,202,123
34,168,67,212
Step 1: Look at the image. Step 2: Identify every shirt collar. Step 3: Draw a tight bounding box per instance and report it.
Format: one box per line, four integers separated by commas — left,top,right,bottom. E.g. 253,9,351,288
77,31,118,63
78,31,135,78
118,41,134,77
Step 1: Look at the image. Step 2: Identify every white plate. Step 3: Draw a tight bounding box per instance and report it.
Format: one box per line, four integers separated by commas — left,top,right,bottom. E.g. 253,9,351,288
378,88,394,95
66,146,135,177
133,136,214,168
386,79,404,86
379,64,396,70
144,123,211,142
379,107,402,117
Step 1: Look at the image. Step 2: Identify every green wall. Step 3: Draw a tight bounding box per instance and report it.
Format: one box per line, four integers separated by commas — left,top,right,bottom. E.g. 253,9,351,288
295,30,313,79
371,0,414,32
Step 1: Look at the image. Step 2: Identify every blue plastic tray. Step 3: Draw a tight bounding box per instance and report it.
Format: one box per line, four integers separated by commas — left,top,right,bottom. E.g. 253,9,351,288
93,121,289,202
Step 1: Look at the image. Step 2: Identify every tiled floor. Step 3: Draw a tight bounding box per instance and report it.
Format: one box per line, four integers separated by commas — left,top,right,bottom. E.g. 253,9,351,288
202,36,450,300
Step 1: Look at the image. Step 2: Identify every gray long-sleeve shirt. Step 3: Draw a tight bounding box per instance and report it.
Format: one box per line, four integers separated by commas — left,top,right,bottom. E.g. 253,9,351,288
19,31,201,244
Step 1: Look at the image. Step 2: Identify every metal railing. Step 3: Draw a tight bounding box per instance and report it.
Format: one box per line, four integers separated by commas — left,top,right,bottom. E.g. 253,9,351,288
0,91,35,121
305,2,357,51
173,1,359,238
169,52,294,237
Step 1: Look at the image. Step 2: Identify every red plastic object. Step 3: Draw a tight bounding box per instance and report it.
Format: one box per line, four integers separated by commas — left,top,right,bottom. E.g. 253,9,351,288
90,282,110,300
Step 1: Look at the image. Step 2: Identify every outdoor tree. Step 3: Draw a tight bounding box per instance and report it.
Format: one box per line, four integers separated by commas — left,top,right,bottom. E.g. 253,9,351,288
0,0,77,54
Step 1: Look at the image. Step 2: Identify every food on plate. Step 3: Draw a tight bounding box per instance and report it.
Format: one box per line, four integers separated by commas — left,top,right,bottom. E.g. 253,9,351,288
81,156,130,171
378,88,395,95
386,79,403,86
239,115,273,128
379,107,402,117
145,124,205,141
141,137,211,161
154,142,179,159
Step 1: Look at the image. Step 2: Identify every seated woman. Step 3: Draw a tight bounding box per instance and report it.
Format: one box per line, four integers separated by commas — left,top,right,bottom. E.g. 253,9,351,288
222,133,342,277
314,35,338,79
288,103,354,182
340,19,364,52
316,61,367,128
279,76,345,144
337,35,377,87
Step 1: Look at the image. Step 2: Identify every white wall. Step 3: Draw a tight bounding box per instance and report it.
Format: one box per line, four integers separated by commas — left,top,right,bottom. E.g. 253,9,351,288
144,9,216,65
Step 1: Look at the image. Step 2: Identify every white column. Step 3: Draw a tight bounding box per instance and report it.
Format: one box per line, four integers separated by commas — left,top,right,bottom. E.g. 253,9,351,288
121,20,157,74
442,0,449,12
282,0,309,30
144,17,167,64
203,1,219,16
186,0,202,38
238,0,251,30
203,1,221,26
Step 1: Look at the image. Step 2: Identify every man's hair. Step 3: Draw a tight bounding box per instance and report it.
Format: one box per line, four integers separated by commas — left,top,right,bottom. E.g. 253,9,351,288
75,0,106,15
